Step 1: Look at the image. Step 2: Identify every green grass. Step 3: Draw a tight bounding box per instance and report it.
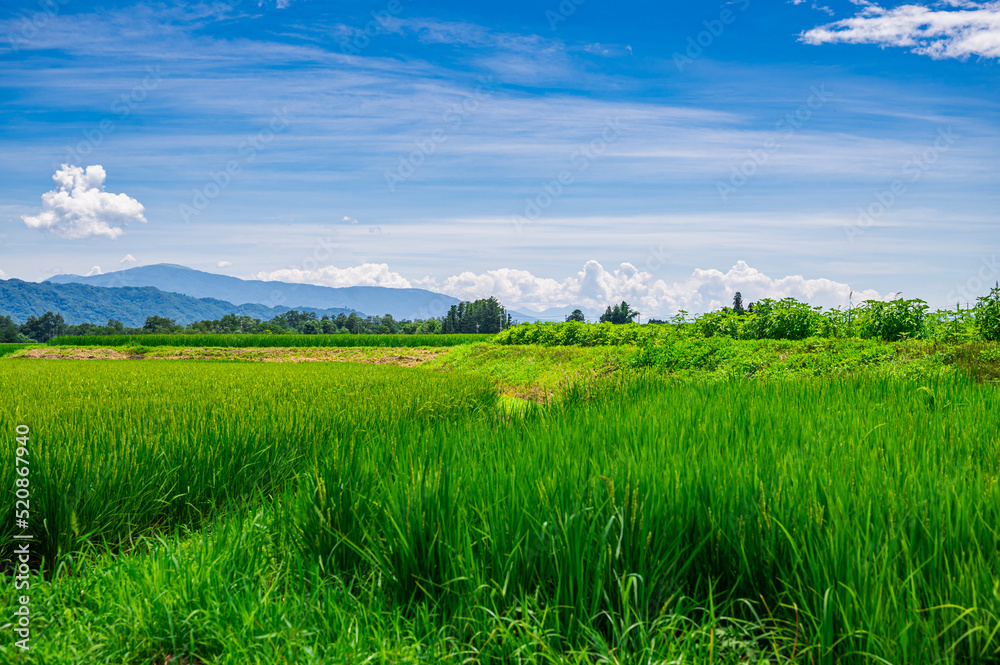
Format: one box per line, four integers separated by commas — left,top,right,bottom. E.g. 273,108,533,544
426,339,1000,400
0,343,38,357
423,343,627,399
0,361,497,567
46,333,494,348
2,360,1000,663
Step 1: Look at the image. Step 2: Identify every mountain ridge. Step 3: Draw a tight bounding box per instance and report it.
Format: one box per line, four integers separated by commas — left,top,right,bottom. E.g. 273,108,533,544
46,264,463,320
0,279,357,327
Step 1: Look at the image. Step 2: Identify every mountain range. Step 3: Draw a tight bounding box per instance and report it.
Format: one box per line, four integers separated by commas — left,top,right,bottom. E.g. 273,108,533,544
0,264,585,326
43,264,579,322
0,279,356,327
46,264,466,321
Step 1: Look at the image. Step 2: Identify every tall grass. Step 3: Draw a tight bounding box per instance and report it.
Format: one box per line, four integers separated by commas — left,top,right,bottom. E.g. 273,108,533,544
46,333,493,348
2,361,999,663
286,374,1000,662
0,361,497,568
0,342,36,357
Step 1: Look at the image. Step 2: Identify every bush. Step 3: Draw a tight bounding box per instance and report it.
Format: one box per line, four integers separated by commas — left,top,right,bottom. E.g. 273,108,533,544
975,283,1000,341
851,298,928,341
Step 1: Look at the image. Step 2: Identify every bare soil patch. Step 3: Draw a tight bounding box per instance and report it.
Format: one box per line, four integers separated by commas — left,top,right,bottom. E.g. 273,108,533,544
13,347,444,367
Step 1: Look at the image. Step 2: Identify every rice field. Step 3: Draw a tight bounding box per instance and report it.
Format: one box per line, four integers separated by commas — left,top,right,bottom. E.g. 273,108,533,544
0,343,36,357
1,357,999,663
46,333,494,348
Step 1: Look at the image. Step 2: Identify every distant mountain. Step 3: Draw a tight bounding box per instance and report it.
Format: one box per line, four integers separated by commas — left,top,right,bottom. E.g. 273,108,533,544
0,279,355,327
514,306,601,323
46,264,464,321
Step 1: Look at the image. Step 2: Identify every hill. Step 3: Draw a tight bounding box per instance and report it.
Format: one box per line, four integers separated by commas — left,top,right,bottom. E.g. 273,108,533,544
46,264,467,320
0,279,355,327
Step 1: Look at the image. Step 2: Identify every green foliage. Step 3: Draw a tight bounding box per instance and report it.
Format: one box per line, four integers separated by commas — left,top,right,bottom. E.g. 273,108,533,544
0,343,35,357
851,297,929,341
440,297,512,334
599,300,638,324
975,282,1000,341
496,321,662,346
502,293,1000,346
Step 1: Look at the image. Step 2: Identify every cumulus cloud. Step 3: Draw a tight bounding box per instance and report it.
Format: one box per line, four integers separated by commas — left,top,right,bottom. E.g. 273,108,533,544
253,263,413,289
120,254,138,266
85,265,103,276
422,260,881,315
801,1,1000,59
217,260,233,268
256,260,882,316
21,165,147,239
0,268,9,280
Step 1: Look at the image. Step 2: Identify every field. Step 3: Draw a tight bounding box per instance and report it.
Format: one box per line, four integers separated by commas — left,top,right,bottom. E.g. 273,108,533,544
1,339,999,664
0,343,36,358
45,333,494,348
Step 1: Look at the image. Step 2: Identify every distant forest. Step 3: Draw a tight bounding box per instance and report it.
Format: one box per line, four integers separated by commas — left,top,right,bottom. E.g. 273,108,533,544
2,297,514,343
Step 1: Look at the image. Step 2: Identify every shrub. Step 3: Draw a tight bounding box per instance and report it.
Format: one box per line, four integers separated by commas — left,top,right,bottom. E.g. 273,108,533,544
975,283,1000,341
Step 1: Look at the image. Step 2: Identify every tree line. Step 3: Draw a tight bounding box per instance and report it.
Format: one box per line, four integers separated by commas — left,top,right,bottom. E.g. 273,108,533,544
2,296,514,343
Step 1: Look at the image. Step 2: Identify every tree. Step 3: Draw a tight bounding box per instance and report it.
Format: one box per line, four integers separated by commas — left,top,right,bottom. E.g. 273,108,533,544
599,301,638,325
732,292,745,316
142,316,181,334
21,312,67,342
566,309,586,322
0,315,27,342
441,297,511,334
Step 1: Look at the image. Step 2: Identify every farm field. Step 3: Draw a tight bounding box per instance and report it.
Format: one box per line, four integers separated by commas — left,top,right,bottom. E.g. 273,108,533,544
44,333,495,348
1,342,999,664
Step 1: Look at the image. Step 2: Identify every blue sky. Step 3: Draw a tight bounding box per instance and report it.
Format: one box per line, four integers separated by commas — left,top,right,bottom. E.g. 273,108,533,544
1,0,998,315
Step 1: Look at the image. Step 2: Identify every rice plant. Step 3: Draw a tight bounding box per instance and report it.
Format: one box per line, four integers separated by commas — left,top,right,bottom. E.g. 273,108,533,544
2,359,999,663
46,333,493,348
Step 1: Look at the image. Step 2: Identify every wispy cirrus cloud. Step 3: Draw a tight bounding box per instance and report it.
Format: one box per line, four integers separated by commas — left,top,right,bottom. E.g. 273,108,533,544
801,1,1000,59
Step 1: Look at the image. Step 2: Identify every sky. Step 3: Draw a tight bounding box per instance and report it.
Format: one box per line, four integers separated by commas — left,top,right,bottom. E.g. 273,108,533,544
1,0,998,316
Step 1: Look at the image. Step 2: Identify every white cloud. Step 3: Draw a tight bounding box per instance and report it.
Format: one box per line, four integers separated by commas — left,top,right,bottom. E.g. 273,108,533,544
255,260,882,316
120,254,138,266
801,1,1000,59
252,263,413,289
422,260,882,316
217,260,233,268
21,165,147,239
85,265,103,276
342,216,358,224
0,268,8,280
